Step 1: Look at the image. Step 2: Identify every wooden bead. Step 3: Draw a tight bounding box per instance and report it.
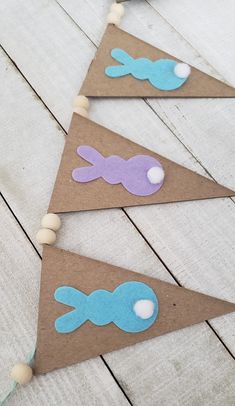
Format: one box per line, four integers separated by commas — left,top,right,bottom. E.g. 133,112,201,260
74,95,89,111
106,12,121,26
10,363,33,385
36,228,56,245
110,3,124,17
41,213,61,231
73,106,89,118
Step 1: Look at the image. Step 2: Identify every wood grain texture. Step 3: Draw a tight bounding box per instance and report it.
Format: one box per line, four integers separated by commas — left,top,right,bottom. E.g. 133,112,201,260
0,0,235,404
149,0,235,85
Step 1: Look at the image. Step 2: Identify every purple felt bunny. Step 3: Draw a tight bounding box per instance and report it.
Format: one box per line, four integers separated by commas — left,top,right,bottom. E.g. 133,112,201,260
72,146,165,196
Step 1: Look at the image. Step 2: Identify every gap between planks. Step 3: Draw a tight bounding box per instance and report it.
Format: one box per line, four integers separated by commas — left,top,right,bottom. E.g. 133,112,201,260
144,99,235,208
144,0,230,84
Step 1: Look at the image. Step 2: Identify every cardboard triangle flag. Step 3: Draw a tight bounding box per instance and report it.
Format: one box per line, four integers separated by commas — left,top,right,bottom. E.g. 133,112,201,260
35,245,235,374
80,25,235,98
48,114,234,213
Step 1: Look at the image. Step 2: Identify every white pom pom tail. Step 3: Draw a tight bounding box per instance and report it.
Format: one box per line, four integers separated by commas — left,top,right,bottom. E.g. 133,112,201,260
133,300,155,320
174,63,191,79
147,166,165,184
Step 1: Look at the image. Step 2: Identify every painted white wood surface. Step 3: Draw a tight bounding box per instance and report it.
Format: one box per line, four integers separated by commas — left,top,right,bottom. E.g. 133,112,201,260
1,0,235,405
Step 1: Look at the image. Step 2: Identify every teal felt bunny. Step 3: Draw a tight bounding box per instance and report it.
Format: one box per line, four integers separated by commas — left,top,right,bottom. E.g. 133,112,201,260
54,281,158,334
105,48,191,91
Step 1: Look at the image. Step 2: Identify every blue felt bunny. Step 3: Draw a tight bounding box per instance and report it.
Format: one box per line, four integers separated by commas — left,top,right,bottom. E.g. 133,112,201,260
54,281,158,334
105,48,191,91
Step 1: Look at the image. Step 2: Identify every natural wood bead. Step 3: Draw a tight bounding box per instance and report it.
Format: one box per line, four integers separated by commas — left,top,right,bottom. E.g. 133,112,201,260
10,363,33,385
110,3,124,17
74,95,89,110
73,106,89,118
41,213,61,231
106,12,121,26
36,228,56,245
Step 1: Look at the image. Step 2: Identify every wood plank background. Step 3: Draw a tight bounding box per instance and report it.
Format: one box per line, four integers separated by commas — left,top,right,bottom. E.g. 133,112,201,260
0,0,235,404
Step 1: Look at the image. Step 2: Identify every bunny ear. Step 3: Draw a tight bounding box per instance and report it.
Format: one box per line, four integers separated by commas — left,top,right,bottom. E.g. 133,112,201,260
77,145,103,165
54,286,87,307
105,64,131,78
72,166,101,183
111,48,133,64
55,309,87,333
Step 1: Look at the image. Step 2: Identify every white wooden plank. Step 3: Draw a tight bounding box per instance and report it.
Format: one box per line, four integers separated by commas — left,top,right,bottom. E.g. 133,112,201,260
105,323,235,406
0,0,94,130
0,198,130,406
149,0,235,85
148,97,235,191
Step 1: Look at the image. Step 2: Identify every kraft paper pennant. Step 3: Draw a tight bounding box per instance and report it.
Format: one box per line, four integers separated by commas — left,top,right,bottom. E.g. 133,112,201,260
35,246,235,374
80,25,235,98
48,114,234,213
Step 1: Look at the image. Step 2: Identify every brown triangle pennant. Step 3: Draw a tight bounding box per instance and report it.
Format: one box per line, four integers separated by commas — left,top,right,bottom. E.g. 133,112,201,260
35,246,235,374
48,114,234,213
80,25,235,98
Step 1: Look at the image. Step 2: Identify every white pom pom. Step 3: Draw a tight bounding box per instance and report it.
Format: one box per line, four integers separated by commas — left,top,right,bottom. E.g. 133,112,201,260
73,106,89,118
11,363,33,385
110,3,124,17
106,12,121,26
147,166,165,184
36,228,56,245
74,95,89,111
133,300,155,320
174,63,191,79
41,213,61,231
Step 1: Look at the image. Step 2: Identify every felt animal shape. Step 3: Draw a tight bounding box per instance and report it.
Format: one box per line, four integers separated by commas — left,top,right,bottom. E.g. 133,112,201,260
54,281,158,333
105,48,191,91
72,145,165,196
